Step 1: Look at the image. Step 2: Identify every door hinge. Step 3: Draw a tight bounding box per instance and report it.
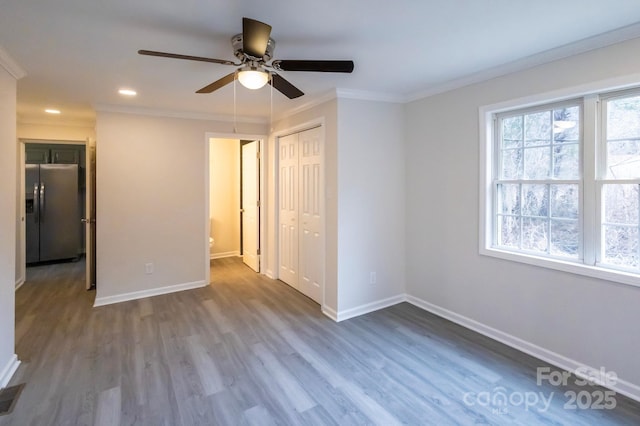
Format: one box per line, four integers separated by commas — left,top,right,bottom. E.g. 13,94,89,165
257,200,261,207
257,248,261,256
256,151,261,159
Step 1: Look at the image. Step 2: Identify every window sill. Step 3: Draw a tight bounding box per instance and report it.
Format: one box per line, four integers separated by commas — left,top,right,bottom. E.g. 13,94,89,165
480,247,640,289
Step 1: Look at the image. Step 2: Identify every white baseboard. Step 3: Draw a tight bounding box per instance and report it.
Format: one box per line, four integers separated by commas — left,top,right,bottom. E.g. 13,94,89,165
406,294,640,403
210,251,240,260
322,305,339,321
94,280,207,307
15,277,25,291
332,294,406,322
0,354,20,388
265,269,275,279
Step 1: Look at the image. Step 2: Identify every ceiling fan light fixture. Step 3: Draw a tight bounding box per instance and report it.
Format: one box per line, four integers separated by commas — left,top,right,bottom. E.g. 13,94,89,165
237,67,269,90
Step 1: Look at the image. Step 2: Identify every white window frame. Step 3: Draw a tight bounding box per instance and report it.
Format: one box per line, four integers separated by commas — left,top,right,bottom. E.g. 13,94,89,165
480,83,640,289
493,100,583,260
597,88,640,273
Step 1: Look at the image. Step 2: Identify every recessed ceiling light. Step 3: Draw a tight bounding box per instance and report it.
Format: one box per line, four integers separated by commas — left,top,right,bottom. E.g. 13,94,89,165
45,109,61,114
118,88,137,96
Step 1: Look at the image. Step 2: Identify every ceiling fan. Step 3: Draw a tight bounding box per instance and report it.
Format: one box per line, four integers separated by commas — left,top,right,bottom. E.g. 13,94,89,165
138,17,354,99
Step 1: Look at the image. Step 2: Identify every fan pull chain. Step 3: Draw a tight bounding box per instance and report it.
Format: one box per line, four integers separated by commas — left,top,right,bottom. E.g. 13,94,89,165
269,72,273,134
233,74,237,133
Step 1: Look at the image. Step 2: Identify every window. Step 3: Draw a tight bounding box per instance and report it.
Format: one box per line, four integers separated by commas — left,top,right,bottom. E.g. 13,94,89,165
496,103,581,259
601,93,640,271
482,89,640,286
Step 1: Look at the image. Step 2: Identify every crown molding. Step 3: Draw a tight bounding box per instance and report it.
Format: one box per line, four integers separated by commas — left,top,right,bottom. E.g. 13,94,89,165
274,90,338,121
405,22,640,103
274,87,405,121
93,103,268,124
0,45,26,79
17,118,96,128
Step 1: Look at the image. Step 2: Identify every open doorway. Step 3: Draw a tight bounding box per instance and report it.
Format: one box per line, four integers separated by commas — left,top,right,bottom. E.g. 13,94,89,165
17,139,96,291
208,136,263,277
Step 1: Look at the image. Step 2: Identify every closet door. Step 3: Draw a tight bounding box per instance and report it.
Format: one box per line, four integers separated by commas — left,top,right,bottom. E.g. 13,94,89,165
298,127,323,302
278,133,299,287
278,127,323,303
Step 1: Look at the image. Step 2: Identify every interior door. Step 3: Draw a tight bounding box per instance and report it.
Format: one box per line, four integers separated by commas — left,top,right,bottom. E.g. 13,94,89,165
84,138,96,289
278,133,299,288
298,127,323,302
241,140,260,272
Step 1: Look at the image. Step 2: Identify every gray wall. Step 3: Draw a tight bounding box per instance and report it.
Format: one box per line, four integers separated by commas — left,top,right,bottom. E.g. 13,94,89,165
405,37,640,387
337,98,406,313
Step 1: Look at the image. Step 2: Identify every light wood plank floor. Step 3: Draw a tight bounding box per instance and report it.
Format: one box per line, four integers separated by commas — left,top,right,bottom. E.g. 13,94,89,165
2,257,639,425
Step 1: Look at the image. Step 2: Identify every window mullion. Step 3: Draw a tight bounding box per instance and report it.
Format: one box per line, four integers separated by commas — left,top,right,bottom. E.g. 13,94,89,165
583,95,598,265
519,183,523,250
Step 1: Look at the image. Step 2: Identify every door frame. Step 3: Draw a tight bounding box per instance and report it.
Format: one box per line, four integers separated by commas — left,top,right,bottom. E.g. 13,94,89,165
204,132,266,285
17,138,91,289
272,118,326,307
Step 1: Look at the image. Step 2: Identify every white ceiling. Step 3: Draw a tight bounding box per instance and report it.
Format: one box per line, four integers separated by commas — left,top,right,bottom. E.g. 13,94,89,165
2,0,640,126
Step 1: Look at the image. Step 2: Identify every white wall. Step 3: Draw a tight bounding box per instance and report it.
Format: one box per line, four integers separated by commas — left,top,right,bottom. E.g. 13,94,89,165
336,98,406,314
405,37,640,389
95,111,264,304
0,62,19,386
209,138,240,257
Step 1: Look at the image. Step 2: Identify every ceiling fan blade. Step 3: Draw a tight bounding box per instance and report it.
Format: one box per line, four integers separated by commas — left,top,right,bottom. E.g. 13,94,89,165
242,17,272,59
138,50,236,66
272,60,354,73
196,72,236,94
269,73,304,99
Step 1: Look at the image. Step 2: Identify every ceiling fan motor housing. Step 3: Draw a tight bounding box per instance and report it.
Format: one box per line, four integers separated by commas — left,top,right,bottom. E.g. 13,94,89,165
231,34,276,62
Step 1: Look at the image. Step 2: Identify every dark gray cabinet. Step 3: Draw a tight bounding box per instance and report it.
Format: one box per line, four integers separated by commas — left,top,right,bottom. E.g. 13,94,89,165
51,148,80,164
26,144,83,165
25,147,50,164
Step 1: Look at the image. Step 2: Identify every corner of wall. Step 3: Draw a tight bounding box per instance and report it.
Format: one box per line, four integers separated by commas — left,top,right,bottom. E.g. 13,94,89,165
332,294,407,322
0,355,20,388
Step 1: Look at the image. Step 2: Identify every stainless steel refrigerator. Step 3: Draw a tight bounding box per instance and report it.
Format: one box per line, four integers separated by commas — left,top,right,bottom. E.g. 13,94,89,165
26,164,80,263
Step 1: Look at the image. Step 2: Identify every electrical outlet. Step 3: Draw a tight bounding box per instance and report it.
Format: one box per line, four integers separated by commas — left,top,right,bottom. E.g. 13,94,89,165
145,263,154,274
370,271,377,284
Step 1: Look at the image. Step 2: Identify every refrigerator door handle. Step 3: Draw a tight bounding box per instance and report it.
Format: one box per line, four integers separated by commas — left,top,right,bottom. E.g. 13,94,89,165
40,182,45,221
33,183,39,222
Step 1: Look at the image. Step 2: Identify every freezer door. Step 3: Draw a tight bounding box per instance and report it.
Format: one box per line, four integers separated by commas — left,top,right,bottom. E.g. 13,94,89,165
25,164,40,263
39,164,80,261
